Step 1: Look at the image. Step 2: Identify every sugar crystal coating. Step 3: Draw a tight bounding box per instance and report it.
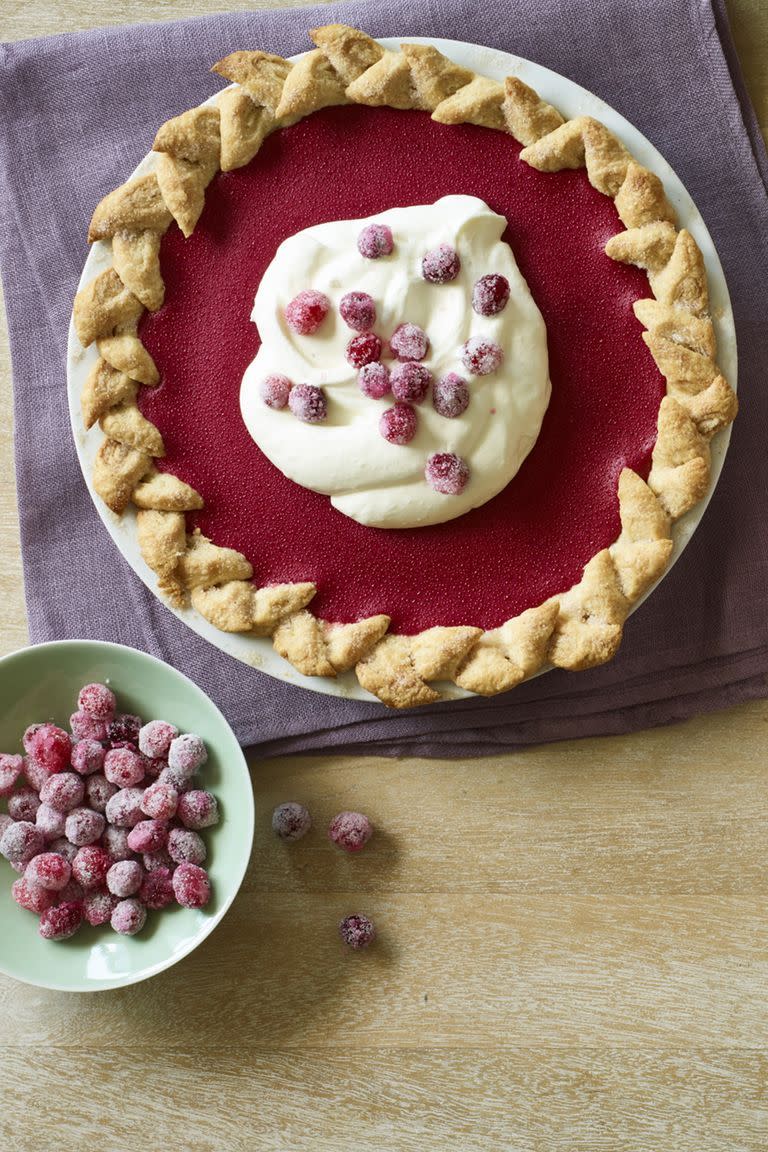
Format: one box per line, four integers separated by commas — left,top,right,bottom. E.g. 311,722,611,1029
177,790,219,831
39,772,85,812
271,802,312,843
104,747,145,788
390,323,429,362
69,711,109,743
167,733,208,776
27,724,71,774
340,291,376,332
433,373,470,418
472,273,510,316
168,827,207,866
258,374,293,410
24,757,50,793
102,825,132,861
49,837,78,864
288,382,328,423
421,243,461,284
77,683,116,720
0,821,44,864
64,807,106,847
139,866,175,911
284,289,330,335
85,773,118,813
391,362,431,405
379,403,418,446
110,898,147,936
328,811,373,853
0,813,12,839
12,876,56,914
339,913,376,950
83,888,119,927
106,859,143,898
345,332,382,369
357,223,393,259
70,739,106,777
158,764,194,793
142,848,174,872
172,862,211,909
8,787,41,823
127,819,169,854
425,452,470,495
22,724,43,755
39,901,83,941
36,803,67,841
105,788,145,828
0,753,24,797
72,845,112,890
141,781,179,821
107,714,142,745
60,878,86,904
25,852,72,892
460,337,504,376
357,361,391,400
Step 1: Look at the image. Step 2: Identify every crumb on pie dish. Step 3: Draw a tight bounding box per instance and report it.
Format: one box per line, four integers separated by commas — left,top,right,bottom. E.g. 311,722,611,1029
72,24,738,709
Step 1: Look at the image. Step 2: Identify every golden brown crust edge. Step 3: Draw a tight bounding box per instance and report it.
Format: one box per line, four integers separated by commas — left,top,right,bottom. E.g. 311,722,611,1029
72,25,737,707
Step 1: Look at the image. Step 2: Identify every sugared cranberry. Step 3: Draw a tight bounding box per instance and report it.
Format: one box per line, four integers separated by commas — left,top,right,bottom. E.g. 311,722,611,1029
69,711,109,743
340,292,376,332
85,773,117,813
102,825,132,861
141,781,178,821
36,803,67,841
27,724,71,774
64,807,105,847
472,273,510,316
139,867,175,911
23,757,50,792
167,827,206,866
460,337,504,376
345,332,382,369
258,374,292,410
77,682,116,720
25,852,72,892
390,323,429,362
39,901,83,941
167,733,208,777
22,724,43,754
328,811,373,853
379,403,418,446
39,772,85,812
104,747,145,788
357,223,393,259
106,859,143,898
8,786,41,823
70,739,105,776
391,362,431,404
107,714,142,745
72,845,112,890
142,849,174,873
173,862,211,909
138,719,179,760
105,788,145,828
288,383,327,424
421,243,461,284
271,802,312,843
83,889,118,927
358,361,391,400
110,898,147,936
59,878,85,904
284,289,330,336
12,876,56,914
339,913,376,950
49,837,78,864
425,452,470,495
0,753,23,797
177,790,219,831
433,373,470,418
127,819,168,854
158,764,193,793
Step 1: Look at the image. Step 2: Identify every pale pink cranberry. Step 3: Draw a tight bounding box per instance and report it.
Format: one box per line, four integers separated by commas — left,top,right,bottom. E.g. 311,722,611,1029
69,711,109,743
106,859,143,898
284,289,330,335
379,403,417,445
23,757,50,792
167,827,206,866
25,852,72,892
391,362,431,404
85,773,117,813
328,811,372,852
77,682,116,720
102,825,132,861
36,803,67,841
168,733,208,777
127,819,168,854
83,888,119,927
339,913,376,949
425,452,470,495
22,723,43,755
59,878,85,904
12,875,56,914
357,223,393,259
173,862,211,909
139,720,178,761
64,807,105,847
340,291,376,332
110,898,147,936
105,788,145,828
139,867,175,911
0,813,13,840
358,361,391,400
8,786,41,823
345,332,382,369
158,764,193,793
288,383,327,424
390,323,429,362
271,802,311,843
421,243,460,284
141,781,178,821
177,790,219,831
39,901,83,941
0,753,24,797
433,372,469,418
472,273,510,316
71,845,112,890
107,714,142,745
27,724,71,774
258,374,292,410
104,747,145,788
140,755,165,781
40,771,85,812
49,837,78,864
70,739,105,776
142,848,174,873
460,337,504,376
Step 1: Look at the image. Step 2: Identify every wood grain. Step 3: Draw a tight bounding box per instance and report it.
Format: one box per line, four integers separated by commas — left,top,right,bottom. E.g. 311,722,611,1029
0,2,767,1149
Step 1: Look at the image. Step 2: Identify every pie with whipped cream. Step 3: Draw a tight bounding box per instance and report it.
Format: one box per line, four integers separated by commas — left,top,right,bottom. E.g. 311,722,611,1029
72,24,737,708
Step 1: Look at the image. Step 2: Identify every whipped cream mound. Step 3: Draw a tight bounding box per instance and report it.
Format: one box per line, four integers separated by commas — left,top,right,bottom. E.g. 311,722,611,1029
240,195,551,529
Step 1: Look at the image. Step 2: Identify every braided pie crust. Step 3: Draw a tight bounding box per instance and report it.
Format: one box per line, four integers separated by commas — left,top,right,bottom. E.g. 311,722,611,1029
73,25,737,709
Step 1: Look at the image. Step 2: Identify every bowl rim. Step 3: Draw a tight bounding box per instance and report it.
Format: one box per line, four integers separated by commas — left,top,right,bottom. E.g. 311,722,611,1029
0,638,254,993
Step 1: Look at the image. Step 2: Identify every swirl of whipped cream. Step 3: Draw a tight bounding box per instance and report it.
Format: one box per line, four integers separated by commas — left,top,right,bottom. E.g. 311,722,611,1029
240,195,551,529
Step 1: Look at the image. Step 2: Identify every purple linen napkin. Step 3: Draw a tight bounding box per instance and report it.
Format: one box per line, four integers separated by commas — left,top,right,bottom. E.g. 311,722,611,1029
2,0,767,756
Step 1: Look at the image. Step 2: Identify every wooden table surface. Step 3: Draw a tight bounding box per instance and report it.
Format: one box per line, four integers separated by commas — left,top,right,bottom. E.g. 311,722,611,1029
1,2,767,1148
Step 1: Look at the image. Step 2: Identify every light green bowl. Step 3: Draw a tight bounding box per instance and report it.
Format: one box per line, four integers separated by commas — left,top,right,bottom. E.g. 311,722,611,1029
0,640,254,992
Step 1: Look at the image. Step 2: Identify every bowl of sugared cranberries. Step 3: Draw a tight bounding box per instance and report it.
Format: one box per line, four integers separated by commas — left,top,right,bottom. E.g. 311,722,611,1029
0,640,253,991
